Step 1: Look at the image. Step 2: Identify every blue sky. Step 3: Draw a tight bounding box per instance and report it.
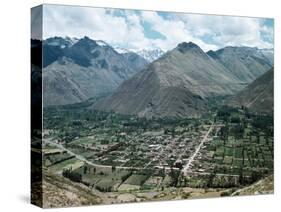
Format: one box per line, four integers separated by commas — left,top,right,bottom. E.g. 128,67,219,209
37,4,274,51
141,20,166,40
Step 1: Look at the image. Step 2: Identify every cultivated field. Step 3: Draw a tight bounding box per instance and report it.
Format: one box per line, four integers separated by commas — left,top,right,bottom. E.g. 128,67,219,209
40,105,273,205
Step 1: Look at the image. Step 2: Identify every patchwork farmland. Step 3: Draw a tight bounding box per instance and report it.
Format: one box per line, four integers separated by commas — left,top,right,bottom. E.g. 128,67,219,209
39,104,273,204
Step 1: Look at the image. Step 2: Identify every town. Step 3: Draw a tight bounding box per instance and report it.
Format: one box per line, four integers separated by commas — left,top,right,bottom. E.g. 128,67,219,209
41,103,273,202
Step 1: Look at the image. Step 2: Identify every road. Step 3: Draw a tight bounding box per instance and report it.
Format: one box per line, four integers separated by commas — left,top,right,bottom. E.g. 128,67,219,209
45,123,216,174
182,123,214,175
184,170,247,177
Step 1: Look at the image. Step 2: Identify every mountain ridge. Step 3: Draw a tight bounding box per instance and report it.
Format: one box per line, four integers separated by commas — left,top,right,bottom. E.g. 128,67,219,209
37,37,273,110
207,46,273,83
93,42,258,118
40,36,148,106
228,68,273,113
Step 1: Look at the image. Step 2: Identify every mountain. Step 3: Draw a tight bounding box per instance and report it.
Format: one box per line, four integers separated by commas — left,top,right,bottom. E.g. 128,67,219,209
113,47,165,62
228,68,273,113
42,37,79,67
207,46,273,83
113,47,132,54
41,36,148,106
135,49,165,62
39,37,273,109
258,48,274,65
94,42,247,118
121,52,150,74
44,36,78,48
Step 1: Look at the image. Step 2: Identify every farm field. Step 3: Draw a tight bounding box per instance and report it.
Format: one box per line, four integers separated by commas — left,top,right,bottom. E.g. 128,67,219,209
41,105,274,204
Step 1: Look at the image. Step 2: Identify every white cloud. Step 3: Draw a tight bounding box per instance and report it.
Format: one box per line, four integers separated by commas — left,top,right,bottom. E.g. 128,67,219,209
140,11,219,51
43,6,128,42
42,5,273,51
43,5,153,50
177,14,273,49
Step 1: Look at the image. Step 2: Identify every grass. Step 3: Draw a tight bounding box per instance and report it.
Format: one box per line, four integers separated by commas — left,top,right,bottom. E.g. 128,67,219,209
143,176,163,187
233,159,243,167
224,147,233,156
118,184,140,191
49,158,83,172
124,174,150,186
43,148,64,155
161,175,172,187
234,148,243,158
223,156,233,165
45,152,74,167
95,179,116,191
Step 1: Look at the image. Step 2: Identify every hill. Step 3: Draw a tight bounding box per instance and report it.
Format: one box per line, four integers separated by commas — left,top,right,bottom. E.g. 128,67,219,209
94,42,248,118
229,68,273,113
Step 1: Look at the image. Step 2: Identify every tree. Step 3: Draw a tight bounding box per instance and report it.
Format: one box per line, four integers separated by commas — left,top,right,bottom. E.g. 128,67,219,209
251,170,262,183
169,168,180,187
184,178,187,187
207,172,215,188
62,168,82,182
238,168,245,185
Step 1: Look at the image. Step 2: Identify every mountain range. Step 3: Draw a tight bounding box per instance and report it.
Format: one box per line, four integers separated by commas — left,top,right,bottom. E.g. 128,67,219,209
32,36,274,116
135,49,165,62
94,42,273,118
207,46,273,83
113,47,165,62
40,36,148,106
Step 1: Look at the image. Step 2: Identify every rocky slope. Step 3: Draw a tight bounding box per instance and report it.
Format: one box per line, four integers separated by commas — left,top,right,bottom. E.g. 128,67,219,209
40,37,148,106
207,46,273,83
231,175,273,196
41,171,101,208
94,42,248,118
228,68,273,113
38,37,273,110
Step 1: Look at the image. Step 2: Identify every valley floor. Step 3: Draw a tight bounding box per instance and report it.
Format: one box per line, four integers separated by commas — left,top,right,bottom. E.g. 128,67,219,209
38,105,274,207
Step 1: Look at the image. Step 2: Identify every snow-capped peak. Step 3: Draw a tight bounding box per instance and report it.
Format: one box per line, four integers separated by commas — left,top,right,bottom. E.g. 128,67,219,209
113,46,165,62
96,40,109,47
113,46,132,54
135,49,165,62
45,36,79,49
64,36,79,46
